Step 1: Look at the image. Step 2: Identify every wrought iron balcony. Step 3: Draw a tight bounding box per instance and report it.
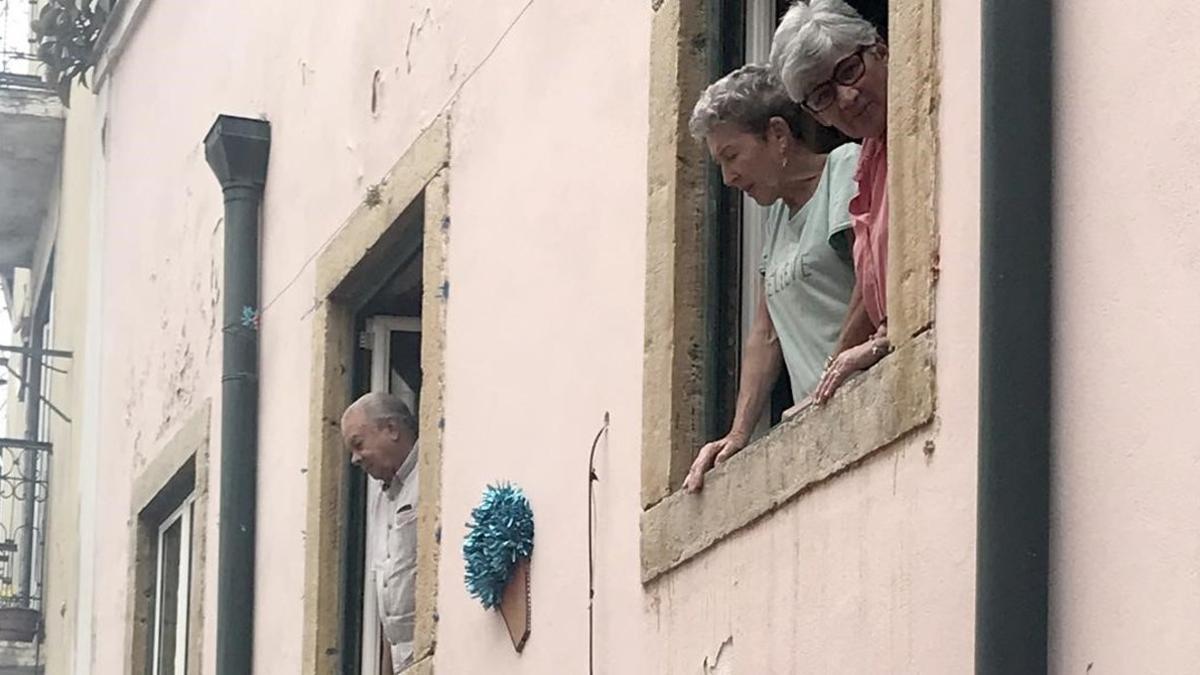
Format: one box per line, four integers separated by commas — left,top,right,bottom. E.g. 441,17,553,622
0,438,50,643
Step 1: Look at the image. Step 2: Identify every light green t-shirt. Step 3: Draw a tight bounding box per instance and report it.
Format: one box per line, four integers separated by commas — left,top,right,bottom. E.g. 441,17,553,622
760,142,860,400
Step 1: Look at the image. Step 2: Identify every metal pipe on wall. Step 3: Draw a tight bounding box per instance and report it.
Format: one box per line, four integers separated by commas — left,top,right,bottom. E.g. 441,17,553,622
204,114,270,675
978,0,1055,671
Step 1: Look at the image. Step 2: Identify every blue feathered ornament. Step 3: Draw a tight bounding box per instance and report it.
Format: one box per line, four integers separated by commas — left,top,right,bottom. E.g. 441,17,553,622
462,483,534,610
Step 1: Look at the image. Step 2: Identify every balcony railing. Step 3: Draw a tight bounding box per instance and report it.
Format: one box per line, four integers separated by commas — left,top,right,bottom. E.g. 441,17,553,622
0,72,51,91
0,438,49,643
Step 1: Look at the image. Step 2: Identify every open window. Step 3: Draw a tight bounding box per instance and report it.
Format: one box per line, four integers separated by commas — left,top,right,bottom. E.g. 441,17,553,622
336,197,425,675
641,0,936,581
302,115,448,675
707,0,891,443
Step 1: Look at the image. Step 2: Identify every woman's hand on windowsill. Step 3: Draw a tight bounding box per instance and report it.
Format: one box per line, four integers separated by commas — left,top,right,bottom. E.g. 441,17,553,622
683,431,749,493
812,335,892,404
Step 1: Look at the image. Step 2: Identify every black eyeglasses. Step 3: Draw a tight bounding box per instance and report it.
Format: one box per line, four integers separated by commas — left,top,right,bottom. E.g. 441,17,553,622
801,44,872,113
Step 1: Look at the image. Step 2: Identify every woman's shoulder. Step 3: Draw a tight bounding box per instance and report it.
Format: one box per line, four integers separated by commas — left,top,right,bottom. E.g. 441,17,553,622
827,141,863,169
818,142,862,200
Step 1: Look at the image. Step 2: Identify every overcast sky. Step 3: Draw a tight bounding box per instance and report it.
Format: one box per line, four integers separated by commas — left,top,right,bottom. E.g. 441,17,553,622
1,0,34,75
2,0,31,410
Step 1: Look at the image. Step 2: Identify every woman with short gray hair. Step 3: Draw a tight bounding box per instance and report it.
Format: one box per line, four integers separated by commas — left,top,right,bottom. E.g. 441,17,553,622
771,0,891,404
683,64,861,492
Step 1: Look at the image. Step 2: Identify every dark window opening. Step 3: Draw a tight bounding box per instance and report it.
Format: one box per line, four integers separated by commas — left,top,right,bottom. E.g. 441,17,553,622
338,195,425,675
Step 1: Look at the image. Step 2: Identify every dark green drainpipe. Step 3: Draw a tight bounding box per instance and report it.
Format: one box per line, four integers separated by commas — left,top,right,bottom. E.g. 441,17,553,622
978,0,1055,671
205,114,270,675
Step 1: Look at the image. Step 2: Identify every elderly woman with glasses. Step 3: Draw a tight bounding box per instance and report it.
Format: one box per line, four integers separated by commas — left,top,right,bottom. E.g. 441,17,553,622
772,0,892,404
682,64,861,492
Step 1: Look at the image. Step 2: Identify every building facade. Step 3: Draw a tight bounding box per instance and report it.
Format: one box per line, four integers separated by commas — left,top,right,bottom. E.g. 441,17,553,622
1,0,1197,674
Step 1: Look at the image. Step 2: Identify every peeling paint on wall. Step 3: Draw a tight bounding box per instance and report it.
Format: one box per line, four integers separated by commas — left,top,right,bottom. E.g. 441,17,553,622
405,8,434,75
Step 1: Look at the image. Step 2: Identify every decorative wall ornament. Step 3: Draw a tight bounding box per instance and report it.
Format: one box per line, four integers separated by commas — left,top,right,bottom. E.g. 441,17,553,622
462,482,533,651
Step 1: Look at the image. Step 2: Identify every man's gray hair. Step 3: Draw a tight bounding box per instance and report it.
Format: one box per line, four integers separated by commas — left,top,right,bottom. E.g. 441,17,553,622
770,0,878,103
347,391,417,435
688,63,820,144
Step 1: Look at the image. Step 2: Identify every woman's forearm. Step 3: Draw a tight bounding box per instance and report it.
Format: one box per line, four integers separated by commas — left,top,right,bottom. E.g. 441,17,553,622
835,280,873,352
728,293,784,441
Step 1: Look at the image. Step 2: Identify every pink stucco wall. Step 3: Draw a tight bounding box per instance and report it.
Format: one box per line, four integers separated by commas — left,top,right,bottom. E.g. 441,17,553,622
90,0,577,673
433,0,651,671
87,0,987,674
1052,3,1200,671
77,0,1200,669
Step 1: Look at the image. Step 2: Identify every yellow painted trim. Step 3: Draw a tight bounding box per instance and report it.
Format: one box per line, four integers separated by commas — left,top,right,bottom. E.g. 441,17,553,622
641,0,711,509
888,0,941,344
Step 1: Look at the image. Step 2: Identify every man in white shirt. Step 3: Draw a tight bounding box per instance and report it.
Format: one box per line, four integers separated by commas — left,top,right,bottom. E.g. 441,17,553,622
341,392,420,674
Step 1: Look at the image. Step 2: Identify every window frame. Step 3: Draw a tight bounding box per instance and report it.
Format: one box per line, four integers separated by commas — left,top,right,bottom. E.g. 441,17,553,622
640,0,939,582
301,116,449,675
125,402,210,675
150,494,195,675
332,196,427,675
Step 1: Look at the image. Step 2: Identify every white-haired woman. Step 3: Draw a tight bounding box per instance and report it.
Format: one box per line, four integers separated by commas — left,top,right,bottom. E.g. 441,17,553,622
683,64,862,492
771,0,892,403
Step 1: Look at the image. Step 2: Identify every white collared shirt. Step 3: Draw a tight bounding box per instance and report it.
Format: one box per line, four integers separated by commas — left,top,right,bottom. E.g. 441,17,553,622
369,442,419,673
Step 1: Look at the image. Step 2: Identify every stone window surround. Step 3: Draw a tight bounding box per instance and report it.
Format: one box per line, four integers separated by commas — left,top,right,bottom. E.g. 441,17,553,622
640,0,939,583
125,400,210,675
300,116,448,675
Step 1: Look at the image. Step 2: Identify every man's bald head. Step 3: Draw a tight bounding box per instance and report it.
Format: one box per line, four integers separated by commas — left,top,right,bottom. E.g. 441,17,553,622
341,391,417,434
340,392,417,481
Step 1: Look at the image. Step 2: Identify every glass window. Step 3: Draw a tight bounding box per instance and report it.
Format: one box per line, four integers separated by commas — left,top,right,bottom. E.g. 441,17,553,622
152,496,194,675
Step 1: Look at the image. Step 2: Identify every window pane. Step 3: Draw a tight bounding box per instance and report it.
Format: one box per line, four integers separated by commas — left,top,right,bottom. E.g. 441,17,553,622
388,329,422,412
155,518,183,675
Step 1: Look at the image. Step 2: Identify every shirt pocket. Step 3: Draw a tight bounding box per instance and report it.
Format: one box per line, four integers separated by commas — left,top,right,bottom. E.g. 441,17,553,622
385,505,418,571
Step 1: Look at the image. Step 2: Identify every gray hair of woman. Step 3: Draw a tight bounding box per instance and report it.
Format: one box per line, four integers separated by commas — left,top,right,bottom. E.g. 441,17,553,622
688,63,825,147
769,0,878,104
